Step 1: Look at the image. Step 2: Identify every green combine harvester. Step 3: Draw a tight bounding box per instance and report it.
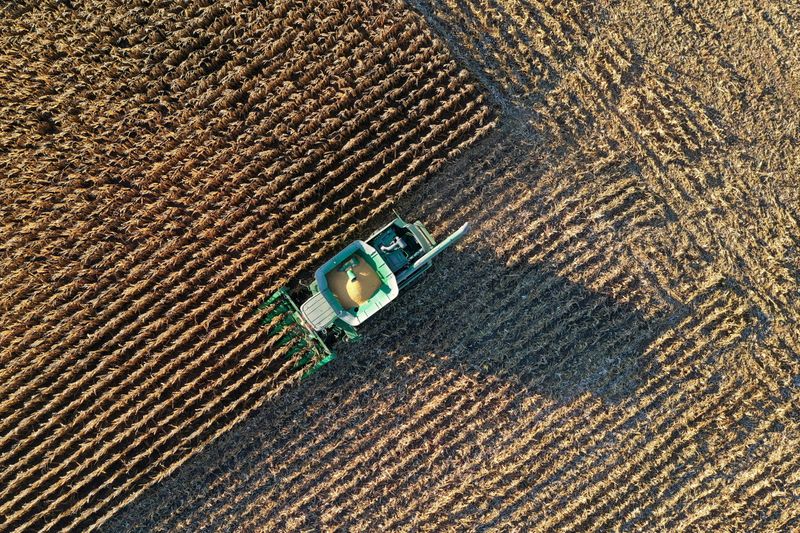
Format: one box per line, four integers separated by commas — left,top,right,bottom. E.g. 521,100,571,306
258,216,469,377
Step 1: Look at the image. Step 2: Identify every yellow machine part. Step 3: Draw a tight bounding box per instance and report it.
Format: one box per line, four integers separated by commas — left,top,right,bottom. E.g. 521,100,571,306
325,253,381,309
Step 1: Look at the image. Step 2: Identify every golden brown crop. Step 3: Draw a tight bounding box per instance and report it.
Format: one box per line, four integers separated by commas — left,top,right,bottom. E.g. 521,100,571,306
0,0,493,530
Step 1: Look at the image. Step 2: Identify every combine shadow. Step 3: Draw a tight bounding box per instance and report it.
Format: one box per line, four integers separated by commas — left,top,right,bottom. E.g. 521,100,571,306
101,243,667,532
347,246,664,404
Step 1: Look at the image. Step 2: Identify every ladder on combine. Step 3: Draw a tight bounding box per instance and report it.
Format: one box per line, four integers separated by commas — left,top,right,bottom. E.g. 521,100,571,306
256,287,335,378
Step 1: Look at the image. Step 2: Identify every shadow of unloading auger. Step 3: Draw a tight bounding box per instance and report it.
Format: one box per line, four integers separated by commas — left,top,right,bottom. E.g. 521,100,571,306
344,245,663,404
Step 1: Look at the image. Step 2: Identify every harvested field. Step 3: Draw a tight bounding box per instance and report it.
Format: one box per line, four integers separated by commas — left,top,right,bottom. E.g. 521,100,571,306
105,0,800,531
0,0,492,530
4,0,800,531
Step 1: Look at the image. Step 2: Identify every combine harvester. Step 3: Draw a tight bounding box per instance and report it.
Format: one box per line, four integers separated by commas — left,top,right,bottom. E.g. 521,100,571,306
259,215,469,376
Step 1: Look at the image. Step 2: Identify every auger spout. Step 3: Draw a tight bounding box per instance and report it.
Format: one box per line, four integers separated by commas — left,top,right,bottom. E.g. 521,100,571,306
411,222,470,270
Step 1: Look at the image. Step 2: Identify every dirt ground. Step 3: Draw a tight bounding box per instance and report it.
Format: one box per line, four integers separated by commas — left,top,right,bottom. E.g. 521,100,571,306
106,1,800,530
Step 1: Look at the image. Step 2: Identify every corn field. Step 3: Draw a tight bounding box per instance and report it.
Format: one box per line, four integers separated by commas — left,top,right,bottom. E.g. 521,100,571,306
4,0,800,531
0,0,493,530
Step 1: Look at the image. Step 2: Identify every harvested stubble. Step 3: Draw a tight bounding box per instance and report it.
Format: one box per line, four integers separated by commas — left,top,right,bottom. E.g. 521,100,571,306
0,0,494,530
107,0,800,531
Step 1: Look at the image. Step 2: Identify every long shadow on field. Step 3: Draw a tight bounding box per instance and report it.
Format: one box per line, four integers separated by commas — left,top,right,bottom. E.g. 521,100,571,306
101,244,665,532
354,246,663,403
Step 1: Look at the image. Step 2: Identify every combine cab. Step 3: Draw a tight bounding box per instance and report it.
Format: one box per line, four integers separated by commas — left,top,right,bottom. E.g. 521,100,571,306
260,216,469,376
